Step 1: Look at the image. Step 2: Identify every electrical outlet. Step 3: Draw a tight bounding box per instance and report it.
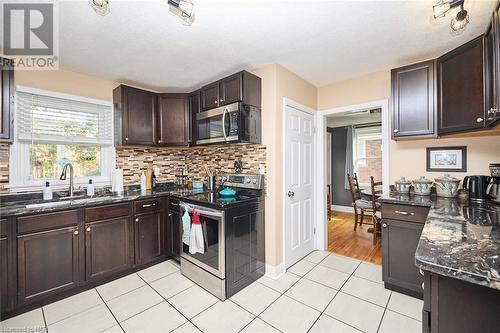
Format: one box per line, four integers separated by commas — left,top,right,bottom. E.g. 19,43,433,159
153,167,160,176
259,164,266,175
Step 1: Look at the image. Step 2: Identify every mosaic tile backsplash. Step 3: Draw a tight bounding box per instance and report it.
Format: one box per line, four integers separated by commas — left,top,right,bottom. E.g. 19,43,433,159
0,144,9,193
115,143,266,185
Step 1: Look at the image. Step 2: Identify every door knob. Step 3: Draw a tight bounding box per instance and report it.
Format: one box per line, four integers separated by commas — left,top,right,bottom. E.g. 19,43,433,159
287,191,295,198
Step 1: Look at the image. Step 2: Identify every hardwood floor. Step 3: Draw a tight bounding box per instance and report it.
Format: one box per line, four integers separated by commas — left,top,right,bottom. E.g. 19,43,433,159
327,210,381,265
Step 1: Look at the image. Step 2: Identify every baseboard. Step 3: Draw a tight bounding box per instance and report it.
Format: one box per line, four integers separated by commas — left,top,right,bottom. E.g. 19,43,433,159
265,263,285,279
332,205,353,213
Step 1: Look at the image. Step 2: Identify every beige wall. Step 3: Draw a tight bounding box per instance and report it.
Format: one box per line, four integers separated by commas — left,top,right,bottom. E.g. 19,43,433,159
252,64,317,267
15,69,119,101
317,70,500,185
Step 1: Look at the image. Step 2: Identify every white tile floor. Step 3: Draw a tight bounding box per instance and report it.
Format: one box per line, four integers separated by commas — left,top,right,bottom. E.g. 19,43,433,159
0,252,423,333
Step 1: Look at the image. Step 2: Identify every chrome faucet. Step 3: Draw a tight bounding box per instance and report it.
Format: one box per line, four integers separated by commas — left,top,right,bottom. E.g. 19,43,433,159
60,162,74,197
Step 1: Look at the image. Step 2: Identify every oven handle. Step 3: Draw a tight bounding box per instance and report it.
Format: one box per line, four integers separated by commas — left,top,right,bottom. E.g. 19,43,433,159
222,106,229,141
180,202,223,218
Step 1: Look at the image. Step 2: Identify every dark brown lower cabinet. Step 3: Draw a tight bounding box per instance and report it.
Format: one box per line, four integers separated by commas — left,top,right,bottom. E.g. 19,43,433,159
17,226,79,304
168,199,181,261
423,270,500,333
85,217,131,281
134,212,164,265
1,221,8,311
382,214,426,299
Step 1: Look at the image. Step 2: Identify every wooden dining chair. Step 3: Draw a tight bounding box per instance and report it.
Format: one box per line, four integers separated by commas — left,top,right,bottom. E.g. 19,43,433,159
369,176,383,244
347,173,371,231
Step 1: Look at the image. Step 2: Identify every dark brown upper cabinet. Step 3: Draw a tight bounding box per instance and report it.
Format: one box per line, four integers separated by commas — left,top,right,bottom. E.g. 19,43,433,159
486,3,500,127
0,58,14,142
158,94,189,146
392,60,437,139
200,71,261,111
201,82,219,111
188,90,200,144
113,85,157,146
438,36,488,135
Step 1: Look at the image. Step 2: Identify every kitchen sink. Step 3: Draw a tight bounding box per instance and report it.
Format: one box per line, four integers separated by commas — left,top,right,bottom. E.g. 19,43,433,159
25,196,116,209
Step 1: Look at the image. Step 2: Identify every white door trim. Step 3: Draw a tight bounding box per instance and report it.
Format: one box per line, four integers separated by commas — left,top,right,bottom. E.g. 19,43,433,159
282,98,316,268
314,99,390,250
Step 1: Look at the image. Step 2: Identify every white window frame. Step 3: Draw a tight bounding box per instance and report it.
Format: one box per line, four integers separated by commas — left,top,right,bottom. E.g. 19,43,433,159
353,125,382,188
9,86,115,192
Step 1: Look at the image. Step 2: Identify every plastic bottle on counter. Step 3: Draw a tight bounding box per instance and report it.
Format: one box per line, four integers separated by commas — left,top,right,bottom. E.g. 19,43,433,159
87,179,95,196
43,181,53,201
140,172,147,191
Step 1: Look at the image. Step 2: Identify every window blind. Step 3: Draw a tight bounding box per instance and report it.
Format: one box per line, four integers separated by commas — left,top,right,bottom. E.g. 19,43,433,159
17,91,113,145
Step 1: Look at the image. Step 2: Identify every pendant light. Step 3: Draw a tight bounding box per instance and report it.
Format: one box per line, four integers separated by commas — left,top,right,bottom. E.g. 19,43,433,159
89,0,110,16
168,0,194,21
432,0,469,34
450,5,470,34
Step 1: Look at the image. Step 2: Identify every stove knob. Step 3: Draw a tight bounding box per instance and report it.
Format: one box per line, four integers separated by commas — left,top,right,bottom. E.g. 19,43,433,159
222,177,227,182
246,179,251,183
252,179,257,184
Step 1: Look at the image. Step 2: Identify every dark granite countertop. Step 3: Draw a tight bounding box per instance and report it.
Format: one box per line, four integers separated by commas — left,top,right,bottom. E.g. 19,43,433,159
0,183,261,217
379,193,500,290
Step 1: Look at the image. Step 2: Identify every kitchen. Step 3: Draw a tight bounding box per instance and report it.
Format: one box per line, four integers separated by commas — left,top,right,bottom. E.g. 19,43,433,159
1,1,500,333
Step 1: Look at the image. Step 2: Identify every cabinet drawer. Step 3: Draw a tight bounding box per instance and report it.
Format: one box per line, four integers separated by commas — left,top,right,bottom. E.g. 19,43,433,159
134,198,163,214
17,210,79,234
85,203,130,222
381,203,429,223
0,219,6,238
169,199,180,212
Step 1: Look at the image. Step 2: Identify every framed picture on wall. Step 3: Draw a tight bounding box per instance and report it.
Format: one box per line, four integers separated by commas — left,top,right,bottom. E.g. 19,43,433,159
426,146,467,172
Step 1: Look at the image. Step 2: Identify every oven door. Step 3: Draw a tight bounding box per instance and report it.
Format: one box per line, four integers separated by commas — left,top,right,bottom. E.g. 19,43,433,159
179,202,225,278
196,102,240,144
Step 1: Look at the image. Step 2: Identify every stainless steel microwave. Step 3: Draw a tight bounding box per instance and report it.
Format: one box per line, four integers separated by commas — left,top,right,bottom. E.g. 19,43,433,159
195,102,261,145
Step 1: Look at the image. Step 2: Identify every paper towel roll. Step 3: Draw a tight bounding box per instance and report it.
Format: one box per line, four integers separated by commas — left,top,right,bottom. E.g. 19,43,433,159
112,169,124,194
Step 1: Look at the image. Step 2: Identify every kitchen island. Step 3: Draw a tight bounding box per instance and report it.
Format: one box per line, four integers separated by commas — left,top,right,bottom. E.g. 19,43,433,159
379,193,500,333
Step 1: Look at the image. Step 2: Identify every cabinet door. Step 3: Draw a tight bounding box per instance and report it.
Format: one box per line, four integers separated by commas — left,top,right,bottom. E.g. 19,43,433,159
170,210,180,261
382,218,424,298
219,73,242,106
200,82,219,111
188,91,200,144
392,61,436,139
134,212,164,265
17,227,79,303
158,94,189,146
486,5,500,127
438,36,487,134
0,59,14,141
1,237,8,311
85,217,131,281
123,86,157,145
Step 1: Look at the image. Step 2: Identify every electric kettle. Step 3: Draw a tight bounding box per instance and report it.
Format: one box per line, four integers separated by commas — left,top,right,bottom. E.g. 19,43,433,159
463,175,491,202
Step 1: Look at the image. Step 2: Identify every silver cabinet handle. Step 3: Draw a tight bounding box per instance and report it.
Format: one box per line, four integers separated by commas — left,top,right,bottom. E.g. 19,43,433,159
382,223,387,228
125,137,129,141
419,268,424,276
170,202,179,206
220,99,224,102
86,227,91,232
135,218,139,222
488,108,498,115
393,129,399,133
214,100,218,104
142,203,156,208
73,230,79,235
287,191,295,197
168,213,172,217
476,117,483,123
394,210,415,216
422,282,425,290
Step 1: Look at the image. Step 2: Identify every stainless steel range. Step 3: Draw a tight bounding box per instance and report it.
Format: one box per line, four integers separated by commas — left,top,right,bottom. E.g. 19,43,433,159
179,173,265,300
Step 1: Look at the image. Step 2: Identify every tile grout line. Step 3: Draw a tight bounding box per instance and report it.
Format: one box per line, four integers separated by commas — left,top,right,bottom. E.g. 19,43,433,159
41,293,108,327
135,270,206,333
95,287,126,333
376,291,393,333
306,258,363,333
40,306,48,333
229,299,283,333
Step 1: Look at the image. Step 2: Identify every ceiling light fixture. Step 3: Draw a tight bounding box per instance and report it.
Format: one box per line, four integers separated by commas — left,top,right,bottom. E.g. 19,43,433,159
89,0,110,16
432,0,470,34
168,0,195,25
450,5,470,33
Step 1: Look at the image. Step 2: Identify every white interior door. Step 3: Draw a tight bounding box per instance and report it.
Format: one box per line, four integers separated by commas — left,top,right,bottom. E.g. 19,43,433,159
284,105,315,267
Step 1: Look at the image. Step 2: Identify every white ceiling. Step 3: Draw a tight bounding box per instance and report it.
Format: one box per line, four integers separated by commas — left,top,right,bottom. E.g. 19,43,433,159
34,0,500,91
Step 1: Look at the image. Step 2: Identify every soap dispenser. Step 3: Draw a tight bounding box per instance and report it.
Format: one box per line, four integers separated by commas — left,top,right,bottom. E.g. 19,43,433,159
87,179,95,196
43,181,53,200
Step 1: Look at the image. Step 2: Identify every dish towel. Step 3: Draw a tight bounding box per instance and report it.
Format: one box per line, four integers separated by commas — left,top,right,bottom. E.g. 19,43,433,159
189,209,205,254
182,209,191,246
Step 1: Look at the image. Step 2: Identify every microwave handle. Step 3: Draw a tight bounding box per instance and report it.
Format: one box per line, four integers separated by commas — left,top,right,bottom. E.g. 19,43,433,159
222,107,229,141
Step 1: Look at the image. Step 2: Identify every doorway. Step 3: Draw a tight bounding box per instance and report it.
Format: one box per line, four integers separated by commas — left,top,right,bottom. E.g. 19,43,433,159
314,100,390,260
283,99,316,268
